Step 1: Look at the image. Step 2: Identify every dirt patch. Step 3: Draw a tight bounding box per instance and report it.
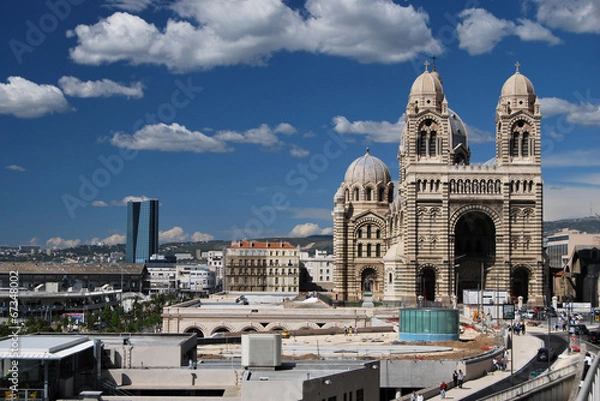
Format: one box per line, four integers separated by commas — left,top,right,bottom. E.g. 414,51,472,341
392,334,499,360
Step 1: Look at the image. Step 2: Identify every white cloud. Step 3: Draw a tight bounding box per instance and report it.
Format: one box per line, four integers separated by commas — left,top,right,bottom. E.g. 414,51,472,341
540,97,600,126
105,0,155,12
68,1,441,71
513,18,561,45
111,195,153,206
533,0,600,34
58,76,144,99
464,124,495,144
543,149,600,168
545,185,600,221
100,233,126,245
0,76,70,118
275,123,296,135
160,226,189,243
288,223,333,237
456,8,560,55
192,231,214,242
46,237,82,249
290,144,310,158
214,124,285,148
111,123,232,153
91,200,109,207
332,115,403,143
5,165,26,172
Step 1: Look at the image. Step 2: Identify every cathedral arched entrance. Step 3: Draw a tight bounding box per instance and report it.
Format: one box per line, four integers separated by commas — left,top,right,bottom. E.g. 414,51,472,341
454,211,496,302
512,266,530,303
418,267,436,302
360,267,378,293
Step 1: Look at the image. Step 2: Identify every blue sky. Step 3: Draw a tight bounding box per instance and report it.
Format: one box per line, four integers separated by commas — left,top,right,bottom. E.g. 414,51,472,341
1,0,599,248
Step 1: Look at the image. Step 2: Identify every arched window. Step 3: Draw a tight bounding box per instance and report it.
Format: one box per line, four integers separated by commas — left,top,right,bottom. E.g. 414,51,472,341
354,188,360,201
418,132,427,156
366,187,372,201
357,243,362,257
376,229,381,239
510,132,519,157
522,132,529,157
358,229,363,238
388,272,393,284
366,244,372,257
376,243,381,257
429,132,437,156
345,188,349,202
367,225,372,238
378,187,385,202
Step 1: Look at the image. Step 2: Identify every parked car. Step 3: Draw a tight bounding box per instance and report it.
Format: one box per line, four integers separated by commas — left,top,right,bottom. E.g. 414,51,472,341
570,324,589,335
522,310,535,319
536,347,556,362
588,330,600,344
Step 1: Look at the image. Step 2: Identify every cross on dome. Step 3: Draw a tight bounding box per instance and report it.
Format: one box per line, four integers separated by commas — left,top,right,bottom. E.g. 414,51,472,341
424,60,429,72
515,61,521,73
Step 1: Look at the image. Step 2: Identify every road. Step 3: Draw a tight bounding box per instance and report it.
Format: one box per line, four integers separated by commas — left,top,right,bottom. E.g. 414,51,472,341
459,331,569,401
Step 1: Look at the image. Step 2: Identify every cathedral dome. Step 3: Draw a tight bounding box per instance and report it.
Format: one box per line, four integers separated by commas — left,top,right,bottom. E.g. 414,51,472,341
500,71,535,99
409,70,444,98
448,109,468,148
344,149,391,185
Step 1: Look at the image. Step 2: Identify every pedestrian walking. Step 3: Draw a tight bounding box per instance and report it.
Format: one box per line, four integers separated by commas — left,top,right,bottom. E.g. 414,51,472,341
452,370,458,387
409,390,417,401
458,369,464,388
440,381,448,398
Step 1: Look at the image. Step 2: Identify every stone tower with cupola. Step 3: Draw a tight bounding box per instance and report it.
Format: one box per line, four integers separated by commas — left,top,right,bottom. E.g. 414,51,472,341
333,63,544,307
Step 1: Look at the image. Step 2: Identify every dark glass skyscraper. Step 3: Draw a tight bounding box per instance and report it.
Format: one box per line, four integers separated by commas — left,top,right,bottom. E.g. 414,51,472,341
126,199,159,263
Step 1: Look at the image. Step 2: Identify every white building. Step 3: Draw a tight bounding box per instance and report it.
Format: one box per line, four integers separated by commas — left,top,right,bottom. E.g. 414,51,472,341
301,250,334,289
178,264,216,294
202,250,224,289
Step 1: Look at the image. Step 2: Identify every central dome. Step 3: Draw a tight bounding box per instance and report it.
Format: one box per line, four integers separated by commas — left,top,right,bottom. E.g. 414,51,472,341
344,149,391,185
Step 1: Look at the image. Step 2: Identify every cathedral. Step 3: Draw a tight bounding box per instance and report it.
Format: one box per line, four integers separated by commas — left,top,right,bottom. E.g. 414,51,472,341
332,63,545,308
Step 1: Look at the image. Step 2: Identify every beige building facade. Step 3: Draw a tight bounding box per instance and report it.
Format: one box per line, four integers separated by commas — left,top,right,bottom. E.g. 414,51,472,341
225,240,300,293
333,63,545,307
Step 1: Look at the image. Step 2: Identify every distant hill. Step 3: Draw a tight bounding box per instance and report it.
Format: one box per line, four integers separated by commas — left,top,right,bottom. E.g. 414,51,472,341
45,216,600,259
160,235,334,256
543,215,600,236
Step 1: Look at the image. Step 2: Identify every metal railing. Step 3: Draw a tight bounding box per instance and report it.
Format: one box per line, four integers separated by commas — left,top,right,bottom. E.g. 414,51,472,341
0,388,43,400
575,352,600,401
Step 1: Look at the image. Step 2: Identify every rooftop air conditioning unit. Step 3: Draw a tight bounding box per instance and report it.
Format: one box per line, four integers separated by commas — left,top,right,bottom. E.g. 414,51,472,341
241,334,281,369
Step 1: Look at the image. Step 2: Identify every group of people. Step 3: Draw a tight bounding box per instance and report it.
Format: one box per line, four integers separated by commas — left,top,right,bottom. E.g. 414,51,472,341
395,369,465,400
492,356,508,371
511,321,526,335
342,326,357,335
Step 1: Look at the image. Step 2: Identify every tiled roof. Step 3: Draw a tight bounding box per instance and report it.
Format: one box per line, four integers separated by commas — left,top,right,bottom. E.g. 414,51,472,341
229,240,297,249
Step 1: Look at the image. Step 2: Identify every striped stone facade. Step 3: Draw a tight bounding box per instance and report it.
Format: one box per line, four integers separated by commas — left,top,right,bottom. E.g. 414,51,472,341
333,65,544,307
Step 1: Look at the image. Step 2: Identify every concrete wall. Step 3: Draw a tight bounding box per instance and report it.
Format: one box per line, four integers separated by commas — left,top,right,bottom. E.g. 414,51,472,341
381,359,459,388
105,368,240,388
380,348,503,389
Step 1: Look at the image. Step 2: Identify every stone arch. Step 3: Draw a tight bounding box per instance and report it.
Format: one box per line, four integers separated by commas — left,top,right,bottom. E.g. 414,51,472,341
417,264,438,302
449,204,501,229
184,326,205,338
264,322,290,331
451,206,499,299
240,324,262,332
211,322,236,335
511,264,532,303
359,265,379,293
365,185,375,201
